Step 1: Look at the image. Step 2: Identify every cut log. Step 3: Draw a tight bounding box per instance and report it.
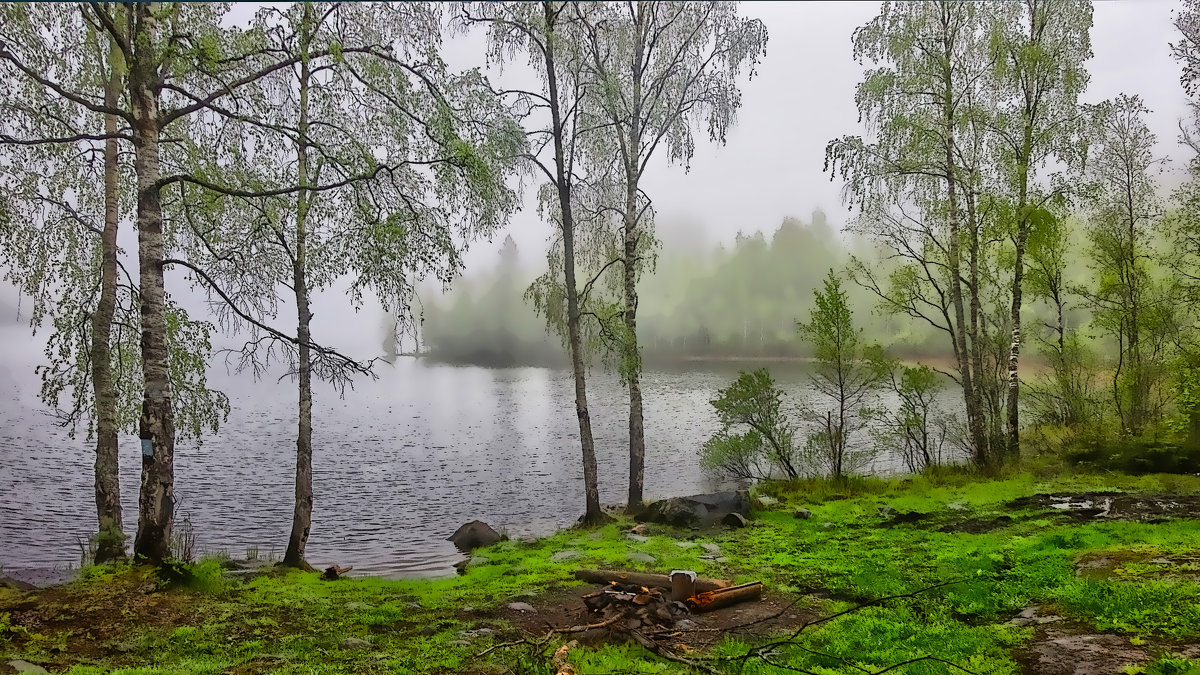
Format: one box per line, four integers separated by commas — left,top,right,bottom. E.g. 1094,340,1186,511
686,581,762,612
573,569,729,593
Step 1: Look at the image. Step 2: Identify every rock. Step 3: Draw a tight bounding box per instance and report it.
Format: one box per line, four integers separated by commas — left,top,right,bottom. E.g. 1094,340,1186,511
625,533,649,543
112,641,137,653
447,520,503,552
0,577,36,592
338,638,371,650
6,661,48,674
793,507,812,520
635,492,752,528
947,502,967,511
823,522,834,528
507,602,537,613
715,556,730,564
700,543,721,555
675,541,697,548
550,550,581,562
457,627,496,640
722,512,748,528
878,505,896,516
675,618,699,630
627,552,657,565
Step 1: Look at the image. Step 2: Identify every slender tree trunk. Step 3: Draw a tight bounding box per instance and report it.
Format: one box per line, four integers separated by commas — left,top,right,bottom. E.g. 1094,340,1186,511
130,10,175,564
966,186,989,459
1007,131,1032,461
623,175,644,512
284,22,315,568
543,1,605,524
92,56,124,564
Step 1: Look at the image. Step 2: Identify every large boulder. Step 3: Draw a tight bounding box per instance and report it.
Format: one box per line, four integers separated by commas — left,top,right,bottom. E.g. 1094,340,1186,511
447,521,502,553
635,491,752,528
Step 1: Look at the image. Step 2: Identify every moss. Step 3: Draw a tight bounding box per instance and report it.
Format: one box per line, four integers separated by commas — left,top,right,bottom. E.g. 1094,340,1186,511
4,471,1200,673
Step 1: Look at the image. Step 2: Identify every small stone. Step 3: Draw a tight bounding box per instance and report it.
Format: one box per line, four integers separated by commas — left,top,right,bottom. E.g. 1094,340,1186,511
625,534,649,543
822,522,834,528
7,661,49,674
627,552,657,565
550,550,581,562
112,641,137,653
793,507,812,520
507,602,537,613
675,541,697,548
343,602,372,611
878,505,896,516
700,543,721,555
715,556,730,564
626,617,642,630
1035,614,1064,624
947,502,967,511
675,618,699,630
722,512,748,528
338,638,371,650
461,605,476,614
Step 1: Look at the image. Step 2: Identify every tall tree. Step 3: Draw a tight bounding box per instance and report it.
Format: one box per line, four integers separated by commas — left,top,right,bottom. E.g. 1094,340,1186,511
0,3,228,563
992,0,1092,458
1077,96,1165,435
173,2,520,567
570,1,767,510
827,0,1000,467
463,2,611,524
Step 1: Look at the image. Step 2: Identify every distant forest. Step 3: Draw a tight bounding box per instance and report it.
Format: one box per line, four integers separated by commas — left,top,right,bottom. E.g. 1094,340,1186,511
415,210,945,366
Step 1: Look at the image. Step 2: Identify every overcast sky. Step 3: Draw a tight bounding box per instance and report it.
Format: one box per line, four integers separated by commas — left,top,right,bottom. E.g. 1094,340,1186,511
1,1,1193,358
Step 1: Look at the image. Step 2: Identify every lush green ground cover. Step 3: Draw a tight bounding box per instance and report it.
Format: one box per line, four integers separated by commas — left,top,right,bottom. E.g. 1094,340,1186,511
4,469,1200,674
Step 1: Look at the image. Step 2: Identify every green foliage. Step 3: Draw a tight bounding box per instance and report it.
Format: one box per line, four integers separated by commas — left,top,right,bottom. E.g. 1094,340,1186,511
702,368,803,480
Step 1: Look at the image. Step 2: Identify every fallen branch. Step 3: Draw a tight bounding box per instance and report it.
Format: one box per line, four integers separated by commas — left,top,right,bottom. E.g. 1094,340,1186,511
574,569,730,592
552,640,580,675
550,613,623,634
320,564,352,580
630,630,722,674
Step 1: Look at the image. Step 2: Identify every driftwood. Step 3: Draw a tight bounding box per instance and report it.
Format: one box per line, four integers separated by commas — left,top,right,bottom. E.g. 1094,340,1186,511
573,569,730,593
551,640,579,675
320,564,353,581
686,581,762,612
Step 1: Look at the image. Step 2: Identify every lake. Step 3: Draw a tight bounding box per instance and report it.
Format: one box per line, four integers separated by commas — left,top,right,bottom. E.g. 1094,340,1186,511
0,327,957,579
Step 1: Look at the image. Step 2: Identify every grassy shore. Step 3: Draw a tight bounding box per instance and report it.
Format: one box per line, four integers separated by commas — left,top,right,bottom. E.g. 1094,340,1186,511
3,469,1200,674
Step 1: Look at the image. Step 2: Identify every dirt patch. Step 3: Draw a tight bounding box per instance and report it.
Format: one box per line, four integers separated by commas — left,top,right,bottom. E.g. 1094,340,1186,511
497,584,816,652
1014,615,1200,674
1075,550,1200,581
938,515,1015,534
0,568,207,664
1006,492,1200,522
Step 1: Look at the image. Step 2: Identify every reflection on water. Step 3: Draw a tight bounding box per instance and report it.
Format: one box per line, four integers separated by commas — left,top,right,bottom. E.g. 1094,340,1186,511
0,334,954,578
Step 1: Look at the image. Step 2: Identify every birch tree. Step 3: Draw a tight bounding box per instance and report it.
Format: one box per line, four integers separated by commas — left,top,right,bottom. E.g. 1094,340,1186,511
171,2,521,567
0,3,228,563
569,1,767,510
461,2,611,524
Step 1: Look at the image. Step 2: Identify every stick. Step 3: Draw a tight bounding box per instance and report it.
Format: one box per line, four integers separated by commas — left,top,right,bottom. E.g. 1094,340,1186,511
687,581,763,612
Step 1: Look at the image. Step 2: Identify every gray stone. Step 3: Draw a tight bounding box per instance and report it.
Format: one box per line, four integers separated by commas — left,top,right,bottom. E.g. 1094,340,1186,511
947,502,967,511
338,638,371,650
635,492,752,528
112,641,137,653
627,552,657,565
793,507,812,520
722,512,748,528
447,520,503,552
822,522,834,528
700,543,721,555
457,627,496,640
674,541,697,549
625,533,649,543
7,661,48,674
550,550,581,562
507,601,537,613
878,505,896,516
715,556,730,564
675,618,699,630
754,494,778,508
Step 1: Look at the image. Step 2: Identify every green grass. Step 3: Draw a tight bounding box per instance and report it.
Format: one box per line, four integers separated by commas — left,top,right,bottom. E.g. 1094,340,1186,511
4,470,1200,673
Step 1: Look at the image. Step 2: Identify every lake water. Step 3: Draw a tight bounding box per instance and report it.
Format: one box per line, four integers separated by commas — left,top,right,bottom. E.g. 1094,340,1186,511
0,325,956,579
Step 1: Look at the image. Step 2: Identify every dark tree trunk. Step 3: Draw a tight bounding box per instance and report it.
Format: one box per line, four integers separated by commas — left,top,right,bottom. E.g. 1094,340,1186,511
284,23,315,568
92,59,124,564
543,1,606,525
130,8,175,564
623,202,645,512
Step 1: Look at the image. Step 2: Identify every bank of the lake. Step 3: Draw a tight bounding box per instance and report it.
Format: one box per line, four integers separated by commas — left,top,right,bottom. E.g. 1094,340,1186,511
3,468,1200,674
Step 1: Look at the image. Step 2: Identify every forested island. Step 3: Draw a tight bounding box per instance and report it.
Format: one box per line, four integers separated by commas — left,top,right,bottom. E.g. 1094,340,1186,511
3,1,1200,674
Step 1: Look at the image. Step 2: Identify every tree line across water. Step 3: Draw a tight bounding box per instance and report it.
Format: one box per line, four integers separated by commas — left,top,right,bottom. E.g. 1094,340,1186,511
5,1,1200,570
